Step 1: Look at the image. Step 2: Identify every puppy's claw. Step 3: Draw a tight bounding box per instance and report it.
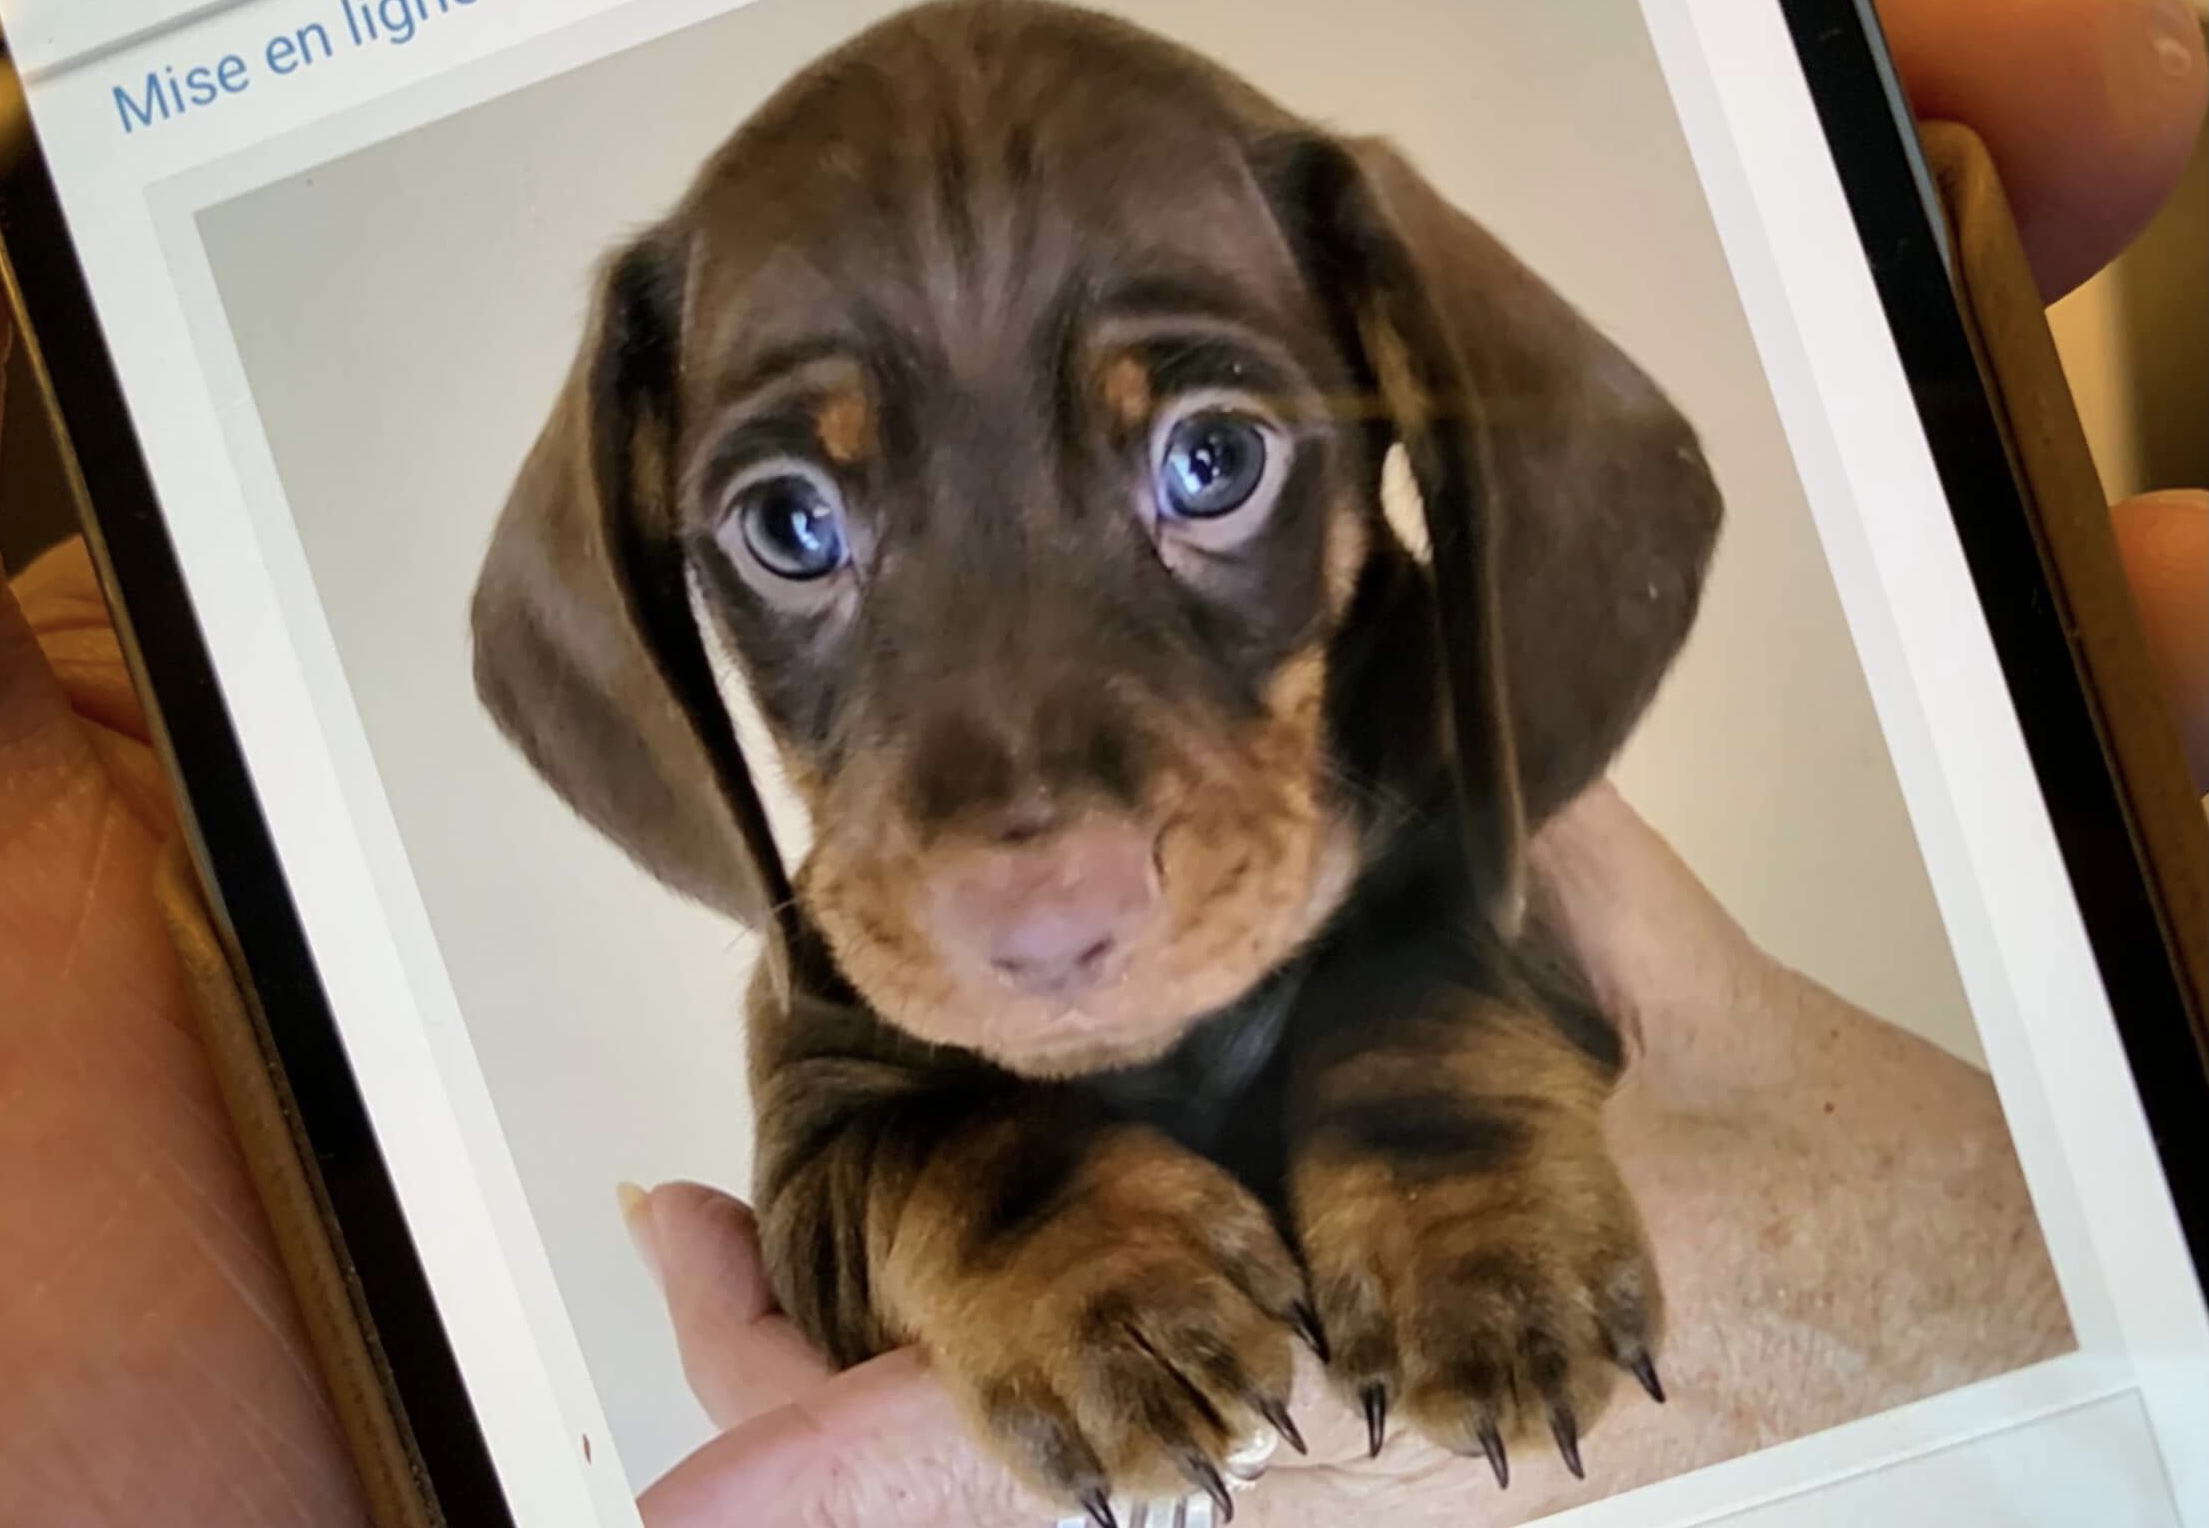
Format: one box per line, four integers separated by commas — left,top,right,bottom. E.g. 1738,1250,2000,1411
1079,1488,1119,1528
1256,1395,1306,1456
1550,1406,1584,1480
1626,1352,1666,1405
1474,1418,1509,1489
1182,1457,1234,1524
1291,1301,1330,1364
1360,1384,1388,1458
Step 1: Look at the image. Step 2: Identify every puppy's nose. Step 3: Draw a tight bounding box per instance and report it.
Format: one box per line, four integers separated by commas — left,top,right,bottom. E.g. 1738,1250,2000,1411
932,818,1160,999
990,907,1129,995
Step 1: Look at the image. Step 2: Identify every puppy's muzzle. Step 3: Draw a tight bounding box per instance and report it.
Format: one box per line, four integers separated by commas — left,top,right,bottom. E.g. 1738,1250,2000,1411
928,815,1162,999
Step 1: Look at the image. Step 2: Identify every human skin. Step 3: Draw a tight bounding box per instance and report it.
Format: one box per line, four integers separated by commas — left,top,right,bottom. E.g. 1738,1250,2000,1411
628,777,2074,1528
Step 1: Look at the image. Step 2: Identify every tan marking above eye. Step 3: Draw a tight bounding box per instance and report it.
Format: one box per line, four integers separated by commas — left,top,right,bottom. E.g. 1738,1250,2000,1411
817,391,875,464
1101,353,1154,430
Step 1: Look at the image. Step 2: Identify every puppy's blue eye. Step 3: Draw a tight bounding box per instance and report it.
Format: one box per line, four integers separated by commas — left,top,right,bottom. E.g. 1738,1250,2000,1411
1158,413,1267,519
736,472,848,580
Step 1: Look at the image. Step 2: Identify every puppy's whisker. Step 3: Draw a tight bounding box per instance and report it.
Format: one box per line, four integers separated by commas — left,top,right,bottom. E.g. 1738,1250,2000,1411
718,887,819,956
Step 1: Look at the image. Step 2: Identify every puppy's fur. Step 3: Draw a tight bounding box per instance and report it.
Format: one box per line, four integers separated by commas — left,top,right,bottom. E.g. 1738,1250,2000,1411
472,0,1720,1511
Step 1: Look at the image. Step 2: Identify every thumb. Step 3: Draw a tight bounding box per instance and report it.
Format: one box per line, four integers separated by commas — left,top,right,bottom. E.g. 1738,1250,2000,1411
1879,0,2207,299
0,545,88,822
624,1181,834,1431
0,539,173,839
1529,780,1764,1059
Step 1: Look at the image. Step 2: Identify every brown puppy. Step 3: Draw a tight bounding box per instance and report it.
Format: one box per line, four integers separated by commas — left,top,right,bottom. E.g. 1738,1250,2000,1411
471,0,1721,1516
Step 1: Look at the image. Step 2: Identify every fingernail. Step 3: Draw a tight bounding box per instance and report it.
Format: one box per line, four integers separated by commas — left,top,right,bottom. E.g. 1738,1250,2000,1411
2142,0,2203,79
618,1182,662,1288
2111,0,2204,131
1224,1426,1279,1481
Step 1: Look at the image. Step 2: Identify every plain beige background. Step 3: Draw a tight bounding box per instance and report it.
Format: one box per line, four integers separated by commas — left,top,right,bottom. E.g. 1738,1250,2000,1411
201,0,1984,1488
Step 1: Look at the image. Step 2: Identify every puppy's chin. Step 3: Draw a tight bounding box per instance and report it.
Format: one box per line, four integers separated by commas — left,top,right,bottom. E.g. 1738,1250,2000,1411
871,947,1270,1079
811,815,1361,1079
971,1010,1193,1081
958,951,1296,1078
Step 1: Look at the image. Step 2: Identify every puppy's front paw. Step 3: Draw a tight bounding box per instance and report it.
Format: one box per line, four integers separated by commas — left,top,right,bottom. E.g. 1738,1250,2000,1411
1292,1089,1663,1486
885,1126,1310,1520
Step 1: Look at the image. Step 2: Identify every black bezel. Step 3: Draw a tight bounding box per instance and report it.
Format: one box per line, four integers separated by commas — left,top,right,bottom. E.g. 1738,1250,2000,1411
2,0,2203,1519
1780,0,2209,1274
0,72,518,1528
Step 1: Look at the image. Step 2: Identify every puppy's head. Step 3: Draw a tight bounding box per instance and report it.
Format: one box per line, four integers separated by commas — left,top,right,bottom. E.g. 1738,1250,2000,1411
471,0,1720,1077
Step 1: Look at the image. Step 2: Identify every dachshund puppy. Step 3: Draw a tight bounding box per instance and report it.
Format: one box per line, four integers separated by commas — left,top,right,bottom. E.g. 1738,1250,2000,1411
471,0,1721,1516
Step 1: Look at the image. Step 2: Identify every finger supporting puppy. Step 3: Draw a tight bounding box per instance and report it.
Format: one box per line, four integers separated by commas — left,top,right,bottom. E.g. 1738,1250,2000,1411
636,1182,839,1431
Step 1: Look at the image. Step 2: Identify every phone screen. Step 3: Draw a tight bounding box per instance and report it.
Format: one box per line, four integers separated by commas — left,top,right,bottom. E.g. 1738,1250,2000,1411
3,2,2204,1525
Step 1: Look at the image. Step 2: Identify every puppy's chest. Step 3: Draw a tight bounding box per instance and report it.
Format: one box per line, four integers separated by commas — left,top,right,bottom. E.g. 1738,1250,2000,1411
1084,966,1306,1202
1078,829,1490,1210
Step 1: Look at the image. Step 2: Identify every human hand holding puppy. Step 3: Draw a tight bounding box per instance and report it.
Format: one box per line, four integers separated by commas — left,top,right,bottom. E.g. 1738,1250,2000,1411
630,778,2070,1528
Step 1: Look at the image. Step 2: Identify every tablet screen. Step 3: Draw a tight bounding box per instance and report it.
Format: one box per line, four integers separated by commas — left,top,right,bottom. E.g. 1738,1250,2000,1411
4,2,2203,1525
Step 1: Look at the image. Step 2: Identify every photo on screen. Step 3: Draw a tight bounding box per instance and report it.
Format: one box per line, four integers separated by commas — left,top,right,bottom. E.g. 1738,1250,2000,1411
187,0,2074,1516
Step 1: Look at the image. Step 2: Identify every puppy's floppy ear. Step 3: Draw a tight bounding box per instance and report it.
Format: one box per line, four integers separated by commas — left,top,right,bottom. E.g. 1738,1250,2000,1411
470,232,789,933
1258,134,1723,925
